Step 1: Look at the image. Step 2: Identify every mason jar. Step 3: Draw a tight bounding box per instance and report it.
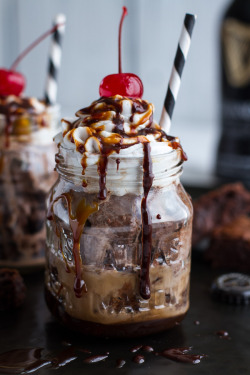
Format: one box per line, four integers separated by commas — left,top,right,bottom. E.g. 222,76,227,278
0,103,60,269
45,142,193,337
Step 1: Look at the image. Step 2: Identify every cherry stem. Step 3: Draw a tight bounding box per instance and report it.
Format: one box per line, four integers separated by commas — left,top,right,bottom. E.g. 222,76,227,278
10,22,65,71
118,6,128,74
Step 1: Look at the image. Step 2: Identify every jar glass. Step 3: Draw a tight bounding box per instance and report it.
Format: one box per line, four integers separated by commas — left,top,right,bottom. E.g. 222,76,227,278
0,104,60,268
45,144,193,337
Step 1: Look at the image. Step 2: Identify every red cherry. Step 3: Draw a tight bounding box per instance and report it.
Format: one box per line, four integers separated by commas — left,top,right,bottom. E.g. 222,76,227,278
99,6,144,99
0,69,26,96
99,73,143,98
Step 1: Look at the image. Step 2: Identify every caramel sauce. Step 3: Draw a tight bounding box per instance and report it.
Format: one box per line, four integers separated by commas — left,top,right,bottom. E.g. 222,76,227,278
47,192,98,298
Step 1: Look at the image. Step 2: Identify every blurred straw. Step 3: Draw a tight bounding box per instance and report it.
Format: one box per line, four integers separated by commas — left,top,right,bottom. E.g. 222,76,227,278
45,14,66,105
159,13,197,133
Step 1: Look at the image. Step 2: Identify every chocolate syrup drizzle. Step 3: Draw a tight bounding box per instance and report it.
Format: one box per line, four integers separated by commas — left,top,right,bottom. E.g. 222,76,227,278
140,143,154,300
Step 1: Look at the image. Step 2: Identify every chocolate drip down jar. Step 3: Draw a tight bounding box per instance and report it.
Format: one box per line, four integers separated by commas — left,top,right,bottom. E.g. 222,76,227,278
45,96,193,337
0,96,60,268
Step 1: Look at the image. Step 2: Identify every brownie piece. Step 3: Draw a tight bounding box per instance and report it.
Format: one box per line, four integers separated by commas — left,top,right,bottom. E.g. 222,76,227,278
206,215,250,272
0,268,26,310
192,183,250,246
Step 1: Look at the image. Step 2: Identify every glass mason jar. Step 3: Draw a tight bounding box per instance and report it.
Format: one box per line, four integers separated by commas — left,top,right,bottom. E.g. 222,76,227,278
45,143,193,337
0,104,60,269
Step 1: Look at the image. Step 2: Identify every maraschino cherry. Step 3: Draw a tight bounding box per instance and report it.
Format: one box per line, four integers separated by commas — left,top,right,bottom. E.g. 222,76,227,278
0,69,25,96
0,23,64,97
99,7,143,99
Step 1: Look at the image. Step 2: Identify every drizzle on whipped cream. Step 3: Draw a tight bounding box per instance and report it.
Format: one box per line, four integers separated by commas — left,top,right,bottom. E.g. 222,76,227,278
61,95,187,191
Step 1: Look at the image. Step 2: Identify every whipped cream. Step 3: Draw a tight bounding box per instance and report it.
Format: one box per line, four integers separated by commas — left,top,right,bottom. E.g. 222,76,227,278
57,95,185,168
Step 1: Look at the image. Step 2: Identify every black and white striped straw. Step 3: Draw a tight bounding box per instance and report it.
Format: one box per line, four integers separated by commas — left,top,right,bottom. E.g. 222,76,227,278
45,14,66,106
159,13,197,133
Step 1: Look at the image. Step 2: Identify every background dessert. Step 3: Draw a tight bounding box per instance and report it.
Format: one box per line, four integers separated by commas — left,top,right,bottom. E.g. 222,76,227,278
0,96,59,267
0,17,65,268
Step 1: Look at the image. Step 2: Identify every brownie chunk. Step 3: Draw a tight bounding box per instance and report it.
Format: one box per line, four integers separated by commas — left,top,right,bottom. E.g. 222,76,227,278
0,268,26,310
192,183,250,246
206,215,250,272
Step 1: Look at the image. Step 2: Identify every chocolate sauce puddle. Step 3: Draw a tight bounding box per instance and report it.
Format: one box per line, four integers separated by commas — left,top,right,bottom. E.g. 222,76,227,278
140,142,154,299
83,353,109,363
133,354,145,364
47,192,98,298
0,348,50,374
0,344,206,373
130,345,143,353
159,347,206,364
51,347,77,368
116,358,126,368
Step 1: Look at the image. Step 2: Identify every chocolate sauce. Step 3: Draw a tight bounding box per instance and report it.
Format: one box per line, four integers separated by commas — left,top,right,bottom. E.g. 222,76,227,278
98,154,108,200
133,354,145,364
51,347,77,368
116,158,121,171
159,347,205,364
47,193,98,298
216,330,230,338
0,348,50,374
130,345,142,353
140,142,154,299
83,354,109,363
142,345,154,352
116,359,126,368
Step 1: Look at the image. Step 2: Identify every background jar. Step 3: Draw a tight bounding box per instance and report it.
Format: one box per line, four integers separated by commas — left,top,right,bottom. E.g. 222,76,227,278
0,103,60,269
45,144,193,337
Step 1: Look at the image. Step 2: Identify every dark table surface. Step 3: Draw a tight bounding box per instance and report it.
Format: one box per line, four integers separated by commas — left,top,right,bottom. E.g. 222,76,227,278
1,186,250,375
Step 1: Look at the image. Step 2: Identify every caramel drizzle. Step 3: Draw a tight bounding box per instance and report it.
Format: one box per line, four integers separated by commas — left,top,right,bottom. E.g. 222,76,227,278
47,192,98,298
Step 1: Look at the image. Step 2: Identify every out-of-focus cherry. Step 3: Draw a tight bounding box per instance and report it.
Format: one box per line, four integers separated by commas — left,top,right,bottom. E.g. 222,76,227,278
0,69,26,96
99,6,144,99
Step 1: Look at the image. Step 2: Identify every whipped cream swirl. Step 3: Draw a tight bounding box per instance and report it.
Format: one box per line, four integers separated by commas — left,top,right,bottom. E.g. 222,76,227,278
59,95,186,167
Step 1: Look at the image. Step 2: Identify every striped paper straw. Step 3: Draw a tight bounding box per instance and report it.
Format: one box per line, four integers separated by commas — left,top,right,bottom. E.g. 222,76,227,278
159,13,197,133
45,14,66,105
